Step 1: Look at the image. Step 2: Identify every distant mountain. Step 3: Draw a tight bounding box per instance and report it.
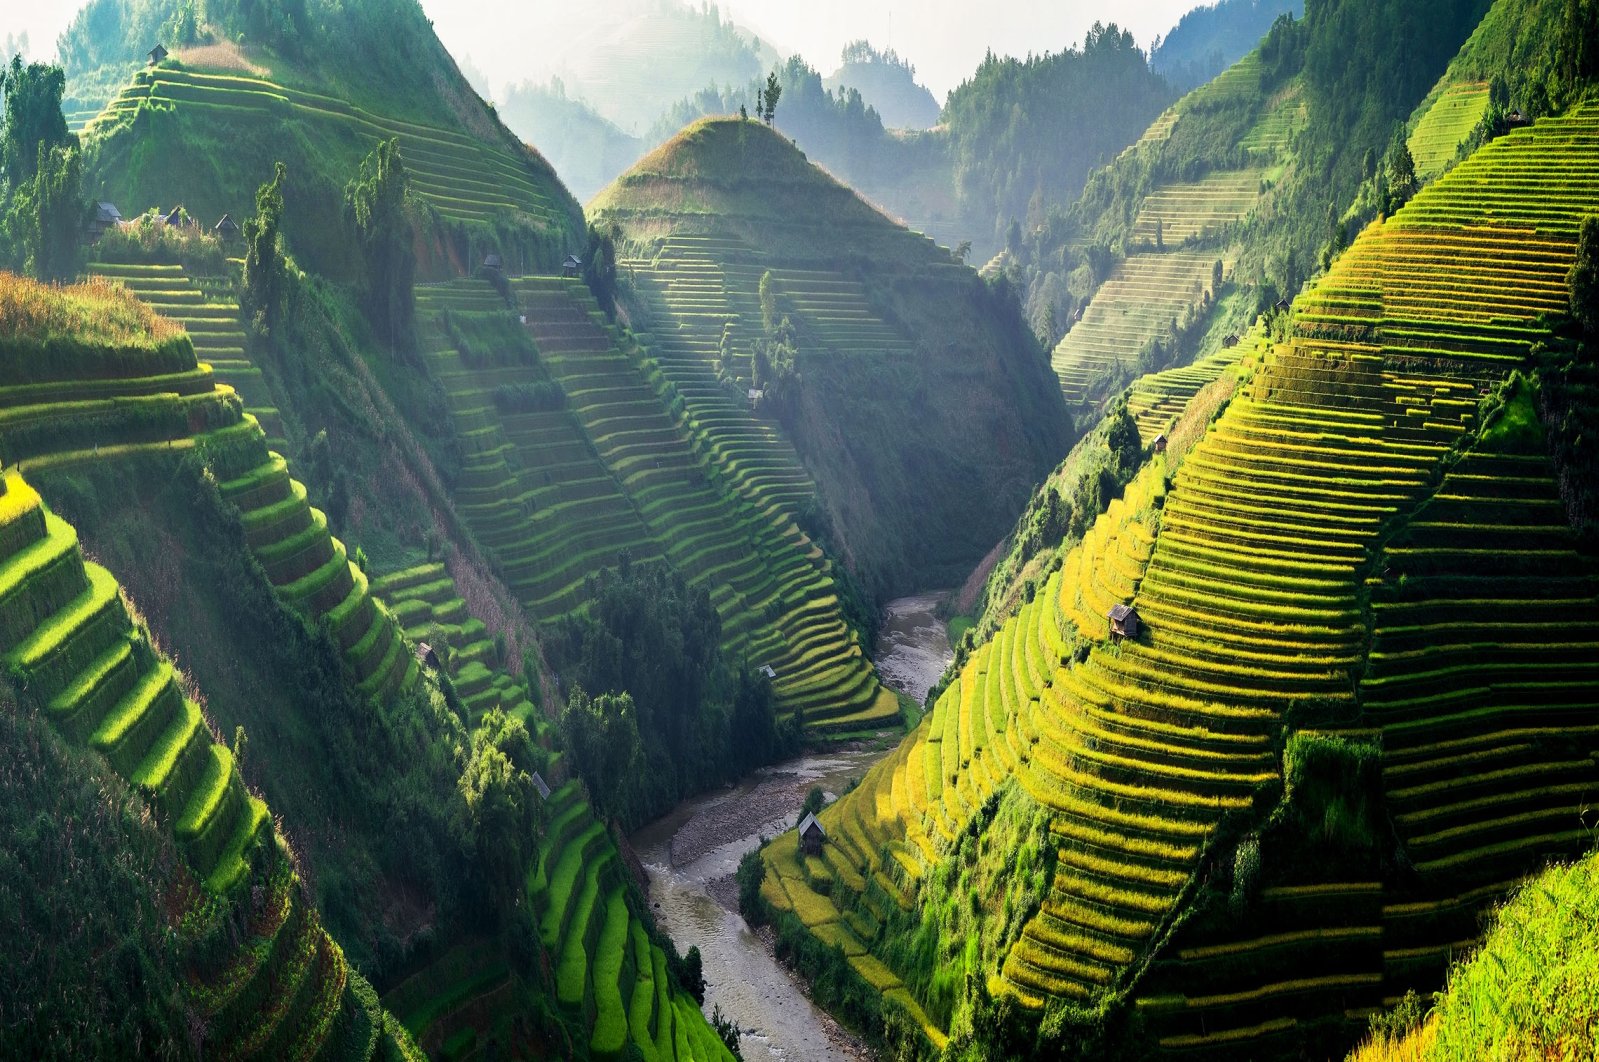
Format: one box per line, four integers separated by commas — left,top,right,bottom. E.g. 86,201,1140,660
1151,0,1302,91
556,1,780,135
498,79,644,203
823,40,942,130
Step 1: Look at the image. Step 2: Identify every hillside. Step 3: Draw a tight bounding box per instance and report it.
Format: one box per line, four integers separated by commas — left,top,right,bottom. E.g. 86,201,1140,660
0,232,743,1057
751,98,1599,1060
498,80,645,204
824,42,942,131
1151,0,1302,91
1349,850,1599,1060
70,0,584,279
591,117,1073,597
0,275,420,1058
1012,0,1491,421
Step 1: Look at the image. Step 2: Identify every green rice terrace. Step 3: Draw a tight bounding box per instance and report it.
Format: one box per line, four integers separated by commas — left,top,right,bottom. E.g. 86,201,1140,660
414,274,898,731
0,466,422,1061
592,117,1072,595
755,102,1599,1058
1048,49,1302,416
0,265,739,1058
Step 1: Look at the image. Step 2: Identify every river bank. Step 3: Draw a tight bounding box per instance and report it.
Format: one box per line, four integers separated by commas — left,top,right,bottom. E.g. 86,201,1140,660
629,593,953,1060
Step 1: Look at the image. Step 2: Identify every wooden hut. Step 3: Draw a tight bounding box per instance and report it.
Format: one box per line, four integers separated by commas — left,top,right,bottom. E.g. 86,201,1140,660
798,812,826,856
1222,334,1240,348
482,253,503,272
162,205,185,227
1152,433,1168,455
147,44,168,66
1108,603,1142,640
214,213,240,241
88,201,123,241
415,641,440,669
563,254,583,278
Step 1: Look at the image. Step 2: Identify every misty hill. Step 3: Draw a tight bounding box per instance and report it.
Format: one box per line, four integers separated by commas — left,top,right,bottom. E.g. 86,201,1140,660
591,117,1071,597
556,1,779,135
498,78,645,203
824,40,942,130
1151,0,1303,91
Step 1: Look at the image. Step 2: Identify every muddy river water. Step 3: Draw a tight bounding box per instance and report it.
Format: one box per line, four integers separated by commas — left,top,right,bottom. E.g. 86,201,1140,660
629,593,953,1060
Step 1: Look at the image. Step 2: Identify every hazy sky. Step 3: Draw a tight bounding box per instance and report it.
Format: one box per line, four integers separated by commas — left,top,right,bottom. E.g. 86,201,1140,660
11,0,1201,98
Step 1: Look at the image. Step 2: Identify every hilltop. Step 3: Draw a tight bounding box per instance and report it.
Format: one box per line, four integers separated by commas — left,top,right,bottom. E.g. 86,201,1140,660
593,116,1072,597
68,0,585,279
824,42,942,131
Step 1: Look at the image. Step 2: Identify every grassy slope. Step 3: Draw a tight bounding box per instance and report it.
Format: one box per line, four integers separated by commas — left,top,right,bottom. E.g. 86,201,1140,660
0,464,419,1061
593,117,1072,597
79,7,583,280
1348,850,1599,1061
760,94,1599,1059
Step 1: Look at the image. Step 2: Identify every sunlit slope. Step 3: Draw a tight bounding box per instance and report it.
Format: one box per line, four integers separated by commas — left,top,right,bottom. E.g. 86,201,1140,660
0,465,421,1061
765,106,1599,1053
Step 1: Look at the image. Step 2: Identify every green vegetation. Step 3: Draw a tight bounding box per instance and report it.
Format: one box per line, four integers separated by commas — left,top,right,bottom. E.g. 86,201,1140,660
1151,0,1302,91
825,41,940,130
548,560,792,828
759,72,1599,1060
1350,852,1599,1061
595,118,1071,597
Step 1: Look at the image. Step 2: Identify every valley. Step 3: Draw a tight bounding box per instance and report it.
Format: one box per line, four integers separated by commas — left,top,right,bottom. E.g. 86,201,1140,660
1,0,1597,1059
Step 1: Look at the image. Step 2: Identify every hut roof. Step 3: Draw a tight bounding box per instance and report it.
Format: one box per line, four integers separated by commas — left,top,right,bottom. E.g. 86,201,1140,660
148,44,168,64
1108,603,1138,624
482,253,503,270
214,212,239,235
798,812,826,838
163,206,184,226
95,202,123,224
564,254,583,268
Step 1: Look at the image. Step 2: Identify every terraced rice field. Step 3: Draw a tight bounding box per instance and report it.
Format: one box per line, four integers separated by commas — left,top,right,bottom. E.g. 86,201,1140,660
516,277,894,731
370,562,544,732
90,67,564,228
1050,251,1222,407
87,260,287,449
1131,170,1264,245
0,468,418,1061
1126,341,1248,440
1409,81,1490,179
527,781,736,1062
417,276,895,730
768,105,1599,1053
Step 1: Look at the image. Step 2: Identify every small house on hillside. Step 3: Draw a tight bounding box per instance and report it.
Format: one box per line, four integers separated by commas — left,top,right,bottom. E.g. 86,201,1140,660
530,770,552,801
88,201,123,241
162,206,185,227
757,664,777,680
415,642,440,669
214,213,240,241
747,387,765,406
148,44,168,66
482,253,503,272
1507,110,1531,128
1072,305,1085,323
1152,433,1168,455
1108,603,1142,641
798,812,826,856
563,254,582,277
1222,334,1240,348
1275,297,1291,313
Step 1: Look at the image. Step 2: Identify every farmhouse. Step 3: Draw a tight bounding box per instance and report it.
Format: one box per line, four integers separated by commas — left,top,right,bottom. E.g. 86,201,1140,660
798,812,826,856
1152,433,1168,455
563,254,583,277
147,44,168,65
482,253,502,272
1108,603,1142,640
415,641,440,669
88,201,123,241
213,212,240,240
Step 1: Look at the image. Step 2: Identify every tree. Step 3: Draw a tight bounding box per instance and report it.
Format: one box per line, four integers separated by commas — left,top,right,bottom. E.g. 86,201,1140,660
1569,215,1599,336
559,688,643,817
345,138,414,350
242,162,289,336
762,71,782,126
10,142,84,280
582,221,620,316
1383,127,1417,212
0,56,73,188
457,710,537,906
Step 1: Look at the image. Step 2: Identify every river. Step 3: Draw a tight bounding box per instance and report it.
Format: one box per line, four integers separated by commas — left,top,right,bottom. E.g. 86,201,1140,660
629,592,953,1061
